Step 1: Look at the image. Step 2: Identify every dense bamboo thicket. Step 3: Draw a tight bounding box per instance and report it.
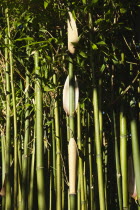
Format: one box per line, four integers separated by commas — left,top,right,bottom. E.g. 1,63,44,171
0,1,140,210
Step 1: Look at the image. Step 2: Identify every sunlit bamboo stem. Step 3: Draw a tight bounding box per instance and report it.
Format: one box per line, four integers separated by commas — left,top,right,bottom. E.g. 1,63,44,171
4,14,11,209
89,12,105,210
6,8,18,209
34,50,47,209
53,73,62,210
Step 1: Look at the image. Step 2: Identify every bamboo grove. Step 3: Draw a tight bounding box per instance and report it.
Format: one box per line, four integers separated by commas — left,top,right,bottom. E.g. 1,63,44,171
0,1,140,210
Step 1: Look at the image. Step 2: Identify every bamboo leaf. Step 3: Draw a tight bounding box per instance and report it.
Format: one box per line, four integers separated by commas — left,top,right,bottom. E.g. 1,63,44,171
44,0,50,9
96,41,106,45
15,37,34,42
92,44,98,50
79,51,87,58
63,75,79,115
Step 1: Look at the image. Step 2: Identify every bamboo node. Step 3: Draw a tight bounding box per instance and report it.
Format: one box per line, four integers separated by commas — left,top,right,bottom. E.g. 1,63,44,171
120,134,128,138
36,166,44,170
23,154,28,158
81,200,86,204
56,152,61,154
96,154,101,158
117,173,121,177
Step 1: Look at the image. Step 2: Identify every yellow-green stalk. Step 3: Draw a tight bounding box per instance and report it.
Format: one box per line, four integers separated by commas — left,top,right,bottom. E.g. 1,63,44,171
34,50,47,209
6,8,18,209
53,73,62,210
4,13,12,209
89,12,105,210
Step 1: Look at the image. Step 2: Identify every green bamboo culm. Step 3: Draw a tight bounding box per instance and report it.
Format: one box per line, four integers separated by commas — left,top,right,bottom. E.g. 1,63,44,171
69,55,76,210
28,130,35,210
111,64,123,209
53,73,62,210
119,53,128,209
77,103,86,210
87,112,94,210
34,50,47,209
130,98,140,204
1,133,6,209
113,111,123,210
6,7,18,210
51,104,56,201
4,14,12,209
120,103,128,209
21,68,30,210
89,12,105,210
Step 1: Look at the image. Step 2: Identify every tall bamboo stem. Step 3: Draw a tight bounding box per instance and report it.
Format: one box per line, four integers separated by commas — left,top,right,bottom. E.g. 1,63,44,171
34,50,47,209
6,8,18,209
1,133,6,210
4,17,11,209
120,103,128,208
69,56,76,210
28,134,35,210
77,104,86,210
21,68,30,210
113,111,123,210
89,13,105,210
53,73,62,210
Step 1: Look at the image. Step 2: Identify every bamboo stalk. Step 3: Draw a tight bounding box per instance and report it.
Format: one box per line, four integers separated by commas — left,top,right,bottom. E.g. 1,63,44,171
113,111,123,210
28,137,35,210
51,104,56,202
77,104,86,210
89,12,105,210
6,8,18,209
4,16,12,209
87,112,94,210
34,50,47,209
120,103,128,209
21,68,30,210
1,133,6,210
53,73,62,210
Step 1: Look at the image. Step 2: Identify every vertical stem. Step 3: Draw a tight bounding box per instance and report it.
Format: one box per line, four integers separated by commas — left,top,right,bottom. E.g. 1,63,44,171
87,112,94,210
51,105,56,202
111,64,123,209
69,56,76,210
53,73,62,210
89,13,105,210
21,69,30,210
77,104,86,210
4,14,11,209
120,103,128,209
28,137,35,210
1,133,6,210
34,51,46,209
98,78,103,144
6,8,18,209
113,112,123,210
